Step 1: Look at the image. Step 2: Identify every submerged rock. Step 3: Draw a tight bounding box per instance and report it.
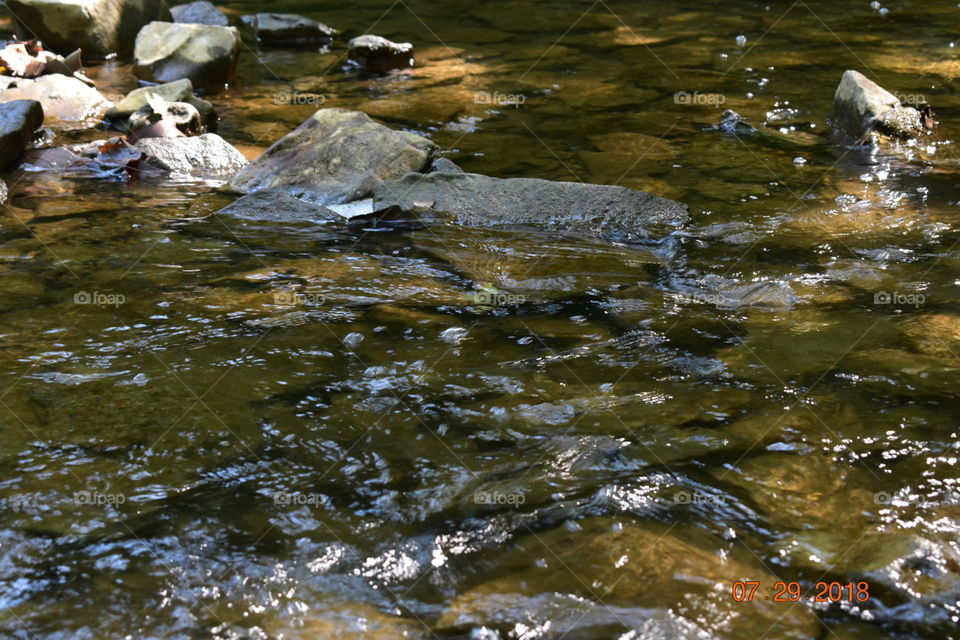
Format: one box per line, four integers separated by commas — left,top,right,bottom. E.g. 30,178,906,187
711,108,757,136
0,99,43,170
437,518,819,638
0,74,111,126
832,70,923,140
135,133,246,175
170,0,228,26
372,172,689,243
227,108,437,205
348,35,414,73
5,0,171,56
105,78,217,131
216,191,342,224
240,13,335,47
133,21,240,91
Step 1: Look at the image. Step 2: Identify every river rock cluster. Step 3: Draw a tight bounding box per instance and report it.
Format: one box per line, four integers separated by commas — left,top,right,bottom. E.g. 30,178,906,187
0,0,936,240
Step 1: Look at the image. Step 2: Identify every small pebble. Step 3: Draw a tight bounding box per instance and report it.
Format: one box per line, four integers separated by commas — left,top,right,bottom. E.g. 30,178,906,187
342,331,364,348
439,327,469,344
735,34,747,46
793,157,807,165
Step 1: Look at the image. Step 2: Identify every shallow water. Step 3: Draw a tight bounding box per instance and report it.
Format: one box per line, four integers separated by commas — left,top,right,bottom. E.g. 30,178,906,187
2,0,960,638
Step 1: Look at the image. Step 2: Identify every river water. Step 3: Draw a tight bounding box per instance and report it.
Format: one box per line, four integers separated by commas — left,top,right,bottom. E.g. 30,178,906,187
1,0,959,638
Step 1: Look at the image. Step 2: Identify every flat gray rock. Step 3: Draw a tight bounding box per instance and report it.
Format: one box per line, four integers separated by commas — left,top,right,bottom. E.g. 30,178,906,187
373,172,689,243
240,13,335,46
135,133,246,175
0,99,43,170
170,0,228,26
832,70,922,140
133,21,240,91
216,191,342,223
5,0,171,56
228,108,437,205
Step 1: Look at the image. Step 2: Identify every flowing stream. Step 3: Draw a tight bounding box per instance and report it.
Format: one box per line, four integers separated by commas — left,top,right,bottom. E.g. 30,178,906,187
1,0,959,638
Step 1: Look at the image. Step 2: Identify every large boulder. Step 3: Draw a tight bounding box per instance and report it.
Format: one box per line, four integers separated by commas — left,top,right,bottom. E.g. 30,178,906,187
227,108,437,205
170,0,228,26
105,78,216,130
133,21,240,91
216,191,342,224
832,70,923,140
372,172,689,243
5,0,171,57
135,133,246,175
0,74,112,127
0,99,43,169
347,35,413,73
240,13,335,47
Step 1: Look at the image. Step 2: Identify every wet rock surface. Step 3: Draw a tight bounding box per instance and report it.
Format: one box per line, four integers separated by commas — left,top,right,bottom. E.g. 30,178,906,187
348,34,414,72
240,12,335,47
216,191,342,224
135,133,246,174
0,99,43,169
133,21,241,90
5,0,172,56
228,108,437,205
832,69,923,140
127,94,203,136
712,108,758,136
105,78,217,131
0,73,112,126
170,0,229,26
373,171,689,242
